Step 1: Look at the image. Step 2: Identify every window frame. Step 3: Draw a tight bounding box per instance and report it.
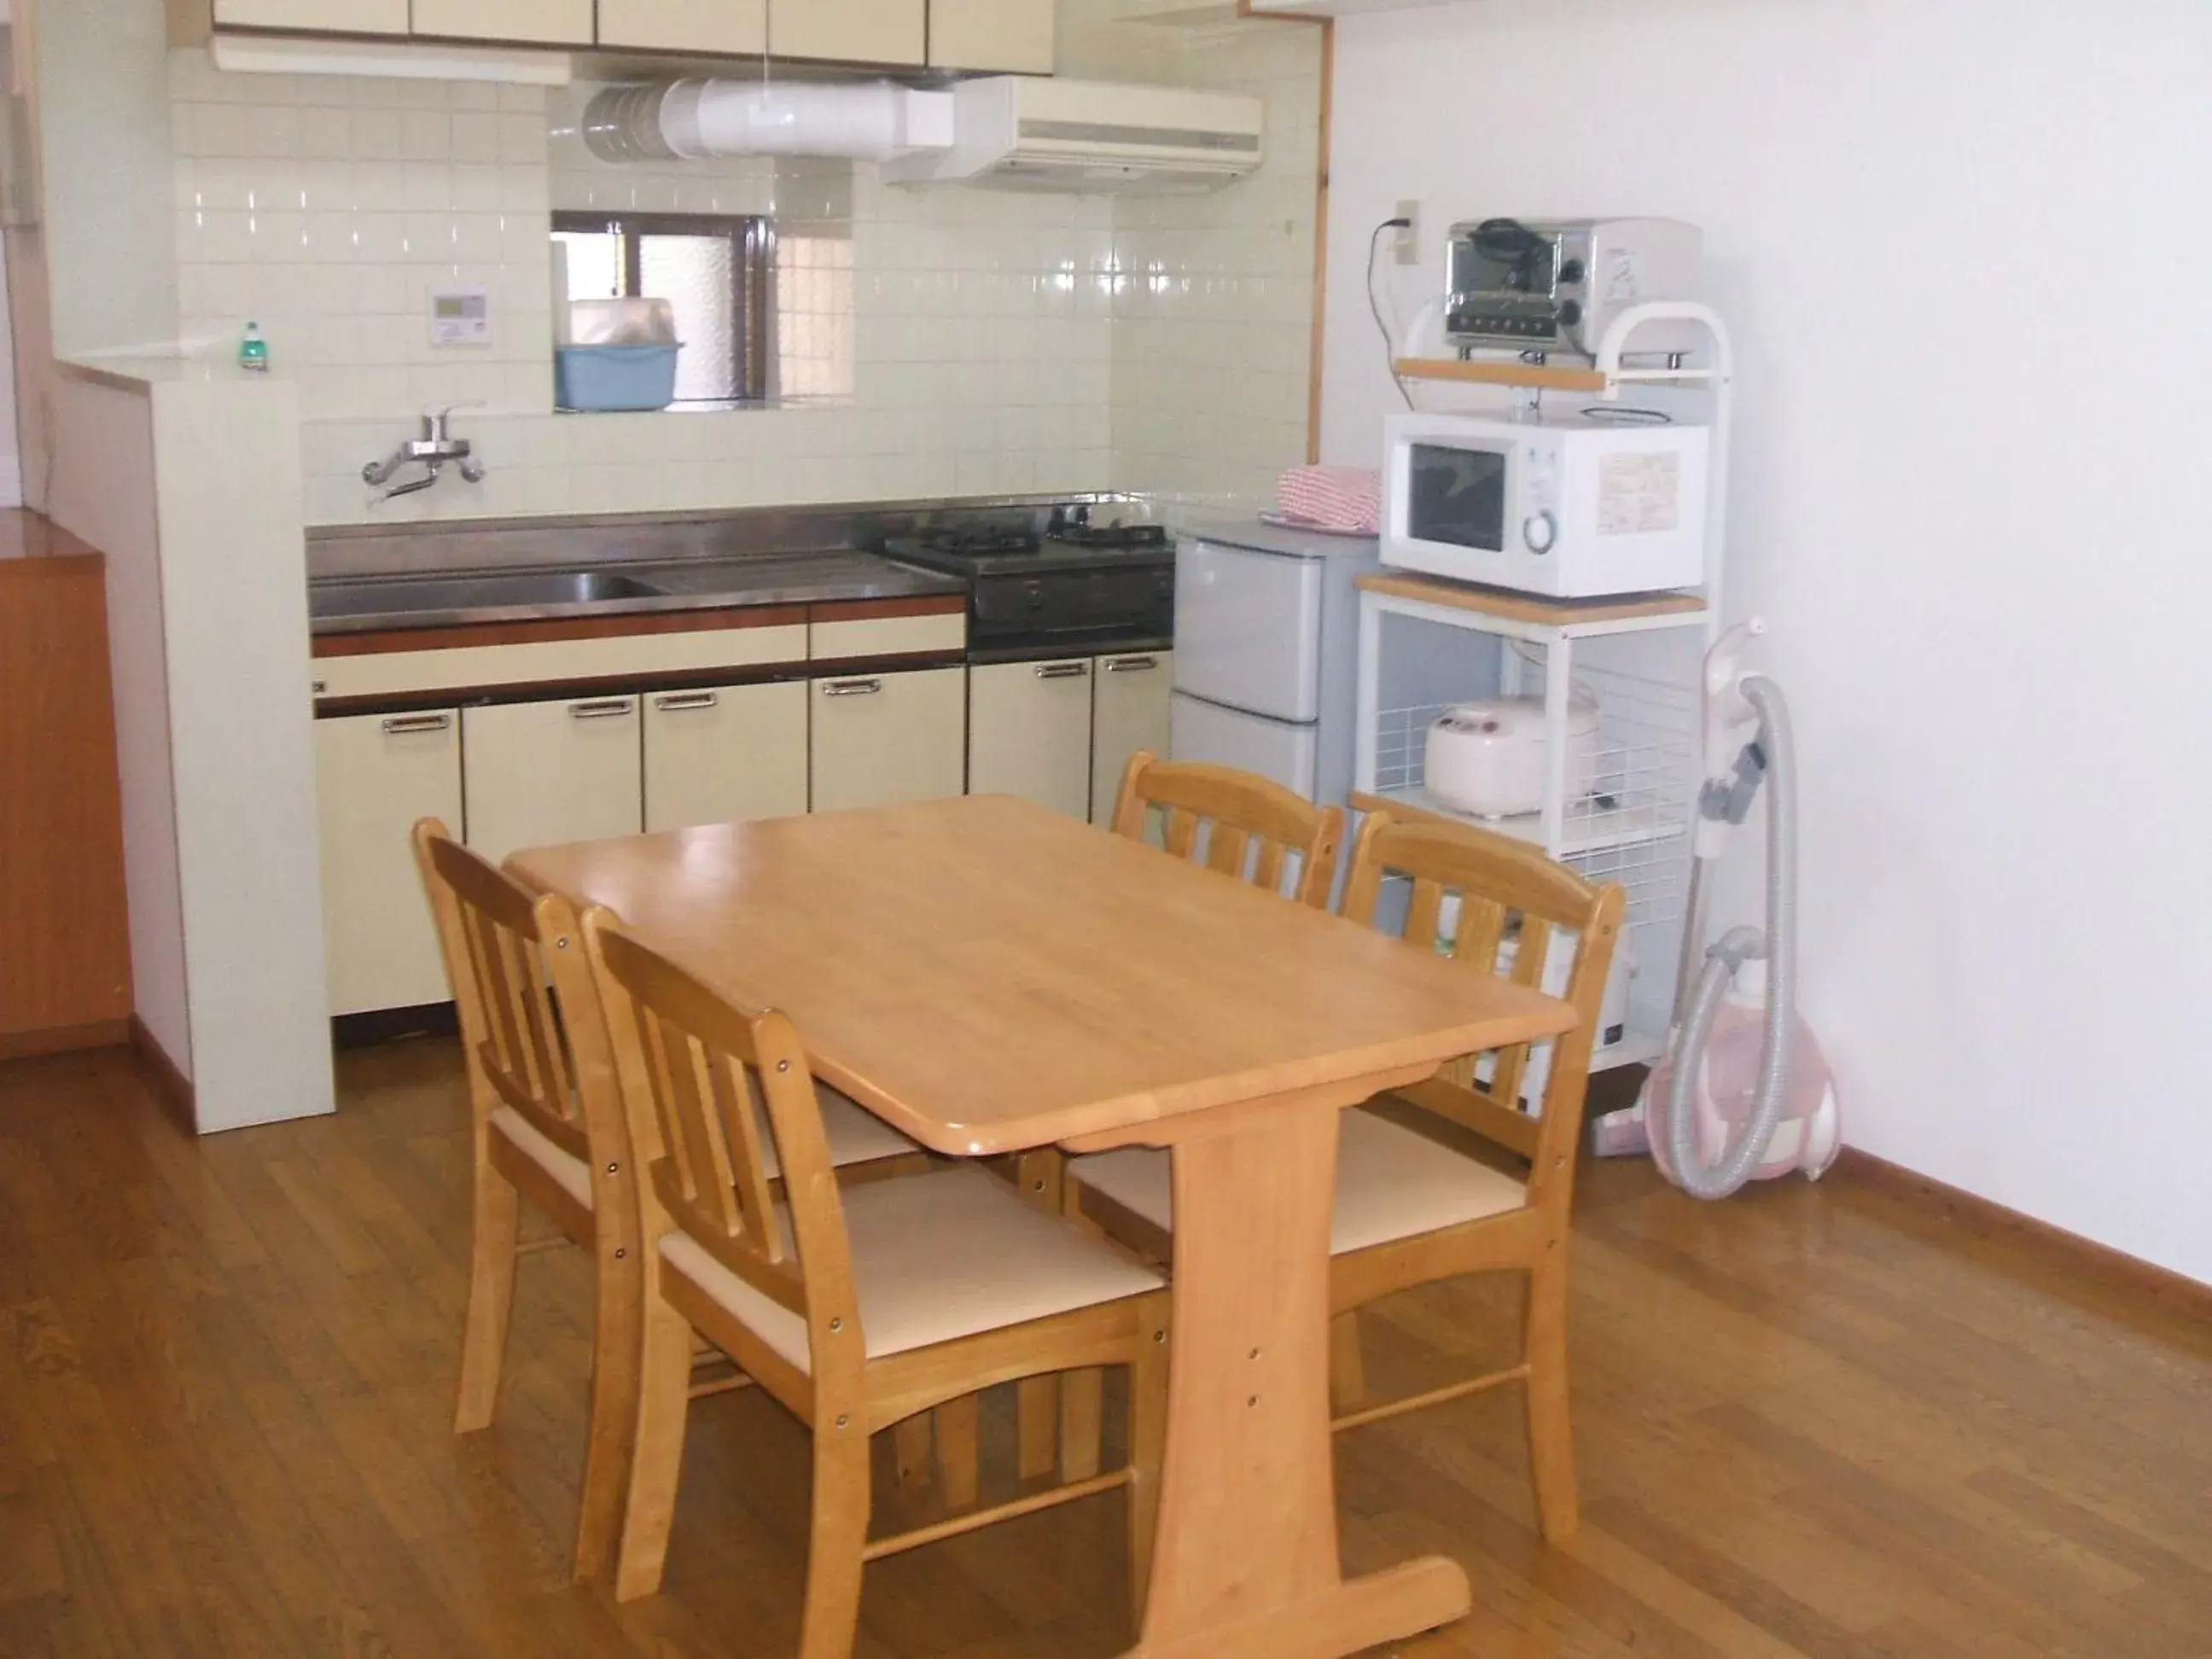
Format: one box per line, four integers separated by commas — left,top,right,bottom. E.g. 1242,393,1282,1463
551,210,777,407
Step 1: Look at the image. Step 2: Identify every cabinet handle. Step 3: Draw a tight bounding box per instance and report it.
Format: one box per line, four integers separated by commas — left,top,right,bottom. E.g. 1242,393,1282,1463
1104,655,1159,673
652,691,719,712
380,713,451,735
568,698,637,720
821,678,882,697
1035,661,1090,680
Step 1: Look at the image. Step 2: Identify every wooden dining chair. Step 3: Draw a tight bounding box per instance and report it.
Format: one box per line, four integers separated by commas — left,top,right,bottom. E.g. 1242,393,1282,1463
413,819,930,1580
1110,748,1345,907
1063,809,1622,1542
582,905,1173,1650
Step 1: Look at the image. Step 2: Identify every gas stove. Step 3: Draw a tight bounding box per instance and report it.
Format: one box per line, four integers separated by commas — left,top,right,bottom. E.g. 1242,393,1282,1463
889,517,1172,577
883,509,1176,661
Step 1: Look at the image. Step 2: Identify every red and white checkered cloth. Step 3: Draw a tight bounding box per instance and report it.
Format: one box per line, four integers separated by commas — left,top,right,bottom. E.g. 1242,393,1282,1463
1274,466,1382,533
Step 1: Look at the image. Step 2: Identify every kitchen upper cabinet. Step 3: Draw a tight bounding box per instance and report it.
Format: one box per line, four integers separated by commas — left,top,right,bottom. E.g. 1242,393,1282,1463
1090,649,1173,827
597,0,767,54
316,710,463,1016
463,696,643,866
812,667,965,812
212,0,408,31
770,0,924,66
969,657,1093,819
411,0,593,44
928,0,1053,73
643,680,808,833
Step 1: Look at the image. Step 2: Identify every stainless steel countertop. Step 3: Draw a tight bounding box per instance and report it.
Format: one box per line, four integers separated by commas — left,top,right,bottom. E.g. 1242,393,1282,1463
308,548,964,636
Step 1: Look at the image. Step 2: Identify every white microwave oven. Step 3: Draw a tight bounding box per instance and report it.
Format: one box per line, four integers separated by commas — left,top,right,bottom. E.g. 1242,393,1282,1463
1382,410,1710,597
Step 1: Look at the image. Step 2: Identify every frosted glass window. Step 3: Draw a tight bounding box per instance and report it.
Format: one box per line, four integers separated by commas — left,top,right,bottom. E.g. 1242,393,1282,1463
777,234,856,401
550,212,772,407
554,230,622,300
641,236,737,405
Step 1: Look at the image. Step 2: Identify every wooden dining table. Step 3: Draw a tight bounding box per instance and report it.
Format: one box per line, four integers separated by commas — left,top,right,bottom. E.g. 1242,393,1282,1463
509,793,1576,1659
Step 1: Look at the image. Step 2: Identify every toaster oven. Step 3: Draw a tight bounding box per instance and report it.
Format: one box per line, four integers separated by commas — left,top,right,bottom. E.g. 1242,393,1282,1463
1445,218,1703,359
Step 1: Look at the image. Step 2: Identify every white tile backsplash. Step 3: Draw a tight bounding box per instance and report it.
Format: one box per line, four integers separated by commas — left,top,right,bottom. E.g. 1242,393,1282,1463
166,3,1318,527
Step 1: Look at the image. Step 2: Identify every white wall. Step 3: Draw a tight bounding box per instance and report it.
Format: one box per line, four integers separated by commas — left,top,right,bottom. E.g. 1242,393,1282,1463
162,1,1325,525
46,375,191,1074
150,375,334,1131
1324,0,2212,1283
33,0,178,357
1068,9,1324,509
0,245,22,505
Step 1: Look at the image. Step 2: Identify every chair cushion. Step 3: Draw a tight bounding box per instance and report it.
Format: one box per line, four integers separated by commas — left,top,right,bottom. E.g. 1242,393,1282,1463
770,1086,921,1178
491,1104,593,1210
660,1165,1162,1376
1069,1108,1528,1258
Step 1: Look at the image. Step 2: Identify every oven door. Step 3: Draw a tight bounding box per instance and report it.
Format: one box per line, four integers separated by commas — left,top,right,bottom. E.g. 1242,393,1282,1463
1382,418,1545,588
1400,437,1510,556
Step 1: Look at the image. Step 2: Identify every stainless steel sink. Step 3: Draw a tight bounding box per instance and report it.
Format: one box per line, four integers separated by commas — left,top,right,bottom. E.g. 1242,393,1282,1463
310,569,667,621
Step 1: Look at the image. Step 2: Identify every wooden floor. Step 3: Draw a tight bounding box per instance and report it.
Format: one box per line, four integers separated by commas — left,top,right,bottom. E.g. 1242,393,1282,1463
2,1040,2208,1658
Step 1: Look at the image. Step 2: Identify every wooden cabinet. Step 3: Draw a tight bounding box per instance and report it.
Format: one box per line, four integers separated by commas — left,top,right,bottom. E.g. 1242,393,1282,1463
0,552,131,1055
210,0,407,32
928,0,1053,73
411,0,592,44
315,711,464,1017
968,657,1094,819
811,667,965,812
462,696,643,866
597,0,767,53
771,0,924,65
643,680,808,833
1090,649,1173,827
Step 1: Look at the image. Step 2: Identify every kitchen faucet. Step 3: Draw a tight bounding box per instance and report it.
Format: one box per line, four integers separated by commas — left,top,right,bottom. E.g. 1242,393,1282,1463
364,407,486,499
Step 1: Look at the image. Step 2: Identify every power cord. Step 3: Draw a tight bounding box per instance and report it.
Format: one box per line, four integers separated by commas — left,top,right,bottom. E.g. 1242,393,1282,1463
1367,217,1413,410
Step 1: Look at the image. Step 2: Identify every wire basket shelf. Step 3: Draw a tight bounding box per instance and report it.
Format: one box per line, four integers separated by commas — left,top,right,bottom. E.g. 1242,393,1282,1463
1369,661,1698,856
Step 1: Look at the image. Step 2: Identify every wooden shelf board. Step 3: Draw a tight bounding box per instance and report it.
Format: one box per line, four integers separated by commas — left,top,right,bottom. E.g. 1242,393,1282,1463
1356,570,1706,627
1394,357,1610,393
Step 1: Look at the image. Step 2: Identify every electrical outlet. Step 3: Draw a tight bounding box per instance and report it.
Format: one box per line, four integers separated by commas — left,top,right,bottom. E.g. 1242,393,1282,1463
1394,198,1420,266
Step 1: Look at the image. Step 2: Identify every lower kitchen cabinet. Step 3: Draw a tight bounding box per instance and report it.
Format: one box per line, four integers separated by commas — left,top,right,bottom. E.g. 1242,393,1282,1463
315,710,463,1016
811,666,965,812
463,695,643,865
643,680,809,833
968,656,1094,818
1089,649,1173,826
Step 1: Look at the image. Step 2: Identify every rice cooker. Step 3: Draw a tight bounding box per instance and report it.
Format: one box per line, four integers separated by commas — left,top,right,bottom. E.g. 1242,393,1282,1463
1423,696,1600,819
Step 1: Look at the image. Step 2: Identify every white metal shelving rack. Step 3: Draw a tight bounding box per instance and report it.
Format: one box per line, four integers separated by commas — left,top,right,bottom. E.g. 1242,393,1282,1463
1351,302,1733,1071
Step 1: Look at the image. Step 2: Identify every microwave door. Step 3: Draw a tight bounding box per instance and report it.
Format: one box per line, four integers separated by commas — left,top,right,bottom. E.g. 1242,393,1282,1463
1406,444,1507,552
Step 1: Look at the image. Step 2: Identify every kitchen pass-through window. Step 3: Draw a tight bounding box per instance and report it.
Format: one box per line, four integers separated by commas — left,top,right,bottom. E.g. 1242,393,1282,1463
553,212,773,406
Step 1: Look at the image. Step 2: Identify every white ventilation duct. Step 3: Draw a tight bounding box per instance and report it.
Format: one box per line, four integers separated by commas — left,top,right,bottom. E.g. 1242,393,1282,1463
582,79,955,165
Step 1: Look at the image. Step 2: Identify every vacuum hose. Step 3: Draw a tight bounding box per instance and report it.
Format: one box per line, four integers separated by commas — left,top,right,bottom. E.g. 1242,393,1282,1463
1665,675,1796,1199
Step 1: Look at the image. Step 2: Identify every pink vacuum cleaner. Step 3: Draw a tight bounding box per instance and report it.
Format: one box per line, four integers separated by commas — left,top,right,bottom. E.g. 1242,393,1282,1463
1593,622,1840,1196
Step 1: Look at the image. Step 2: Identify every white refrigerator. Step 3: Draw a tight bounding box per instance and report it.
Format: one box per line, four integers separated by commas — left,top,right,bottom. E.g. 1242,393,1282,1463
1169,518,1381,803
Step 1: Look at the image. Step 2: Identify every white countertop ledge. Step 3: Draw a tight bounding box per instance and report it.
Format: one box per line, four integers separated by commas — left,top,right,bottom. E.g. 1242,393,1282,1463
58,355,285,393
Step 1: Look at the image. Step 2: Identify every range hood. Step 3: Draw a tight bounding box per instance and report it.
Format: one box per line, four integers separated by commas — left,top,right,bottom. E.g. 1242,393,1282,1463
881,77,1263,193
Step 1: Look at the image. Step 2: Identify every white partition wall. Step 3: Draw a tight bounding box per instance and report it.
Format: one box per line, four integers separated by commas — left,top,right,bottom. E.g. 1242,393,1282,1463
48,362,335,1132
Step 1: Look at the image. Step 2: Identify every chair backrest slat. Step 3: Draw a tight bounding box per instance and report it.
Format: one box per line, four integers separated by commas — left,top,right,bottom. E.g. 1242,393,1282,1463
414,821,592,1165
1344,812,1623,1206
584,915,862,1345
1110,749,1344,909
